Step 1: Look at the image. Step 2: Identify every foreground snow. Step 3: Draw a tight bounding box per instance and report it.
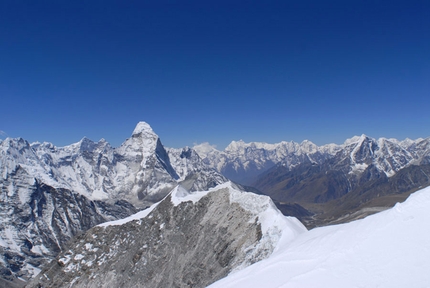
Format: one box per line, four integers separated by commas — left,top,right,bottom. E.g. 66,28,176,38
209,186,430,288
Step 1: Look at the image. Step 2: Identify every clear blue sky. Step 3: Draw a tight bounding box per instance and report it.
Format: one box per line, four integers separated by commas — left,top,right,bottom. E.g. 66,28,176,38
1,1,429,149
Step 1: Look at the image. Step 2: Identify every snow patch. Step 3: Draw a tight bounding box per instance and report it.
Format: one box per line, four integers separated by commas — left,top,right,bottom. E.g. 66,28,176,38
170,185,211,206
31,244,50,255
349,163,368,174
98,202,159,227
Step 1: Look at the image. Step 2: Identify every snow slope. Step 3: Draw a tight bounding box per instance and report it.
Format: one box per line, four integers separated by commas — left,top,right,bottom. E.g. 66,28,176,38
208,186,430,288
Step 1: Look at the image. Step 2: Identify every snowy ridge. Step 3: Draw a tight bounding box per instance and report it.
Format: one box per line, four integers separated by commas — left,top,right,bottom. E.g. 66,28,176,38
100,181,306,254
169,182,308,261
209,185,430,288
97,181,307,275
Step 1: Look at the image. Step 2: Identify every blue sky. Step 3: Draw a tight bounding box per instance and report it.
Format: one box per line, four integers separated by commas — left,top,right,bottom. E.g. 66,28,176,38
1,1,429,149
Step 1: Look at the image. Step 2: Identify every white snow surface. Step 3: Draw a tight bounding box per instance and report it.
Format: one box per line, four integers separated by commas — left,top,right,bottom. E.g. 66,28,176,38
208,185,430,288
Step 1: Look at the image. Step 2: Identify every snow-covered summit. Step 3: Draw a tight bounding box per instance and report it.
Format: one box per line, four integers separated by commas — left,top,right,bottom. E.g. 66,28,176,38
343,134,369,146
193,142,218,157
132,121,155,136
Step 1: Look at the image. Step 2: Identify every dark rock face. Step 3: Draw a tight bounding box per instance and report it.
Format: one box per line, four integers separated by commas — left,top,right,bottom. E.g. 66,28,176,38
26,188,287,288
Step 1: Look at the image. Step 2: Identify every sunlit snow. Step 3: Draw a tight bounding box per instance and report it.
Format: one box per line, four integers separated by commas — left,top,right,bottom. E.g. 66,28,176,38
208,186,430,288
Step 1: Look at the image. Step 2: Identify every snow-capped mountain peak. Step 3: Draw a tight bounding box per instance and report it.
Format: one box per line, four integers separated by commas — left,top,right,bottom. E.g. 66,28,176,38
343,134,369,146
132,121,155,137
224,139,247,154
193,142,219,158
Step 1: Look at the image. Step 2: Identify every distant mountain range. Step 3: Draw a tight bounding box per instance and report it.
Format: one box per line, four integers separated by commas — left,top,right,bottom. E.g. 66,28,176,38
194,134,430,185
194,134,430,226
2,122,430,286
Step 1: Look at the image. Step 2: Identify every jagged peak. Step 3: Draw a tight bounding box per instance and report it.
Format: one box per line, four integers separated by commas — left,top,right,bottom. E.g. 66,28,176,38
132,121,155,136
344,134,372,146
117,122,160,155
30,141,51,150
0,137,30,149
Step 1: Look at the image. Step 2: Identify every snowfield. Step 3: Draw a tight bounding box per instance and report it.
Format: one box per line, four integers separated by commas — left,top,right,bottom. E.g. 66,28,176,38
208,185,430,288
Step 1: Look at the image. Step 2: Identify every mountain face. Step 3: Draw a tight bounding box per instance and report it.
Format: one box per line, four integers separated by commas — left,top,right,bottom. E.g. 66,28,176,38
0,180,137,283
26,183,306,288
0,122,227,284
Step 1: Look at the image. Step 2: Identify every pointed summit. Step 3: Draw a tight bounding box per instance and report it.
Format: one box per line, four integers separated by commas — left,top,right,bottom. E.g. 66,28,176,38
344,134,370,146
132,121,155,136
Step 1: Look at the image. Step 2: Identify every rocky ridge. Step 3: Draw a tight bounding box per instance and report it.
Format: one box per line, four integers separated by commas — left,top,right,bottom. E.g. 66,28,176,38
26,183,306,288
